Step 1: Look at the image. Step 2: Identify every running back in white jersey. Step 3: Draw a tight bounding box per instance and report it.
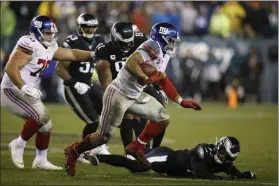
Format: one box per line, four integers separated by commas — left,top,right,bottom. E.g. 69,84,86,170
1,35,58,89
112,39,171,99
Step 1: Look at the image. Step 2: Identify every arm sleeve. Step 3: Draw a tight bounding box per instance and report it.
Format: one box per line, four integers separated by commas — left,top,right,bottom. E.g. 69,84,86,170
94,44,110,62
223,164,242,177
16,36,35,55
137,40,160,62
191,156,224,180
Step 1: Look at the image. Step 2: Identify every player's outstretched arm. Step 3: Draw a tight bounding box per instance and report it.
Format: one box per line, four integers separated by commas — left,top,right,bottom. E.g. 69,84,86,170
225,165,256,179
158,73,201,111
53,47,94,62
5,49,31,89
96,60,112,90
191,157,233,180
125,52,149,83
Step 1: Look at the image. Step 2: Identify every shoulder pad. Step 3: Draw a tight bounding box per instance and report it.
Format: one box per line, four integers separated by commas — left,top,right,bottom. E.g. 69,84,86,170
94,42,109,60
138,40,160,59
16,35,36,55
197,145,205,159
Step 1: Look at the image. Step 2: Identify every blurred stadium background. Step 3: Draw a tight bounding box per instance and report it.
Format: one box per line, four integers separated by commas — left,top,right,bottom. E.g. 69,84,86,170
0,1,278,104
0,1,278,185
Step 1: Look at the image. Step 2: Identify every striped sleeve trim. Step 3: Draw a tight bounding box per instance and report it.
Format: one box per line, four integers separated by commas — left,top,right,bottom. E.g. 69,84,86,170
17,45,33,55
142,44,158,59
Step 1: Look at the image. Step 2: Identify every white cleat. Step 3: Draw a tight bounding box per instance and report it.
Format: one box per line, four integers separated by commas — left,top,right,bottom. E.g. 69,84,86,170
32,159,63,170
90,144,111,155
77,152,91,164
8,139,24,169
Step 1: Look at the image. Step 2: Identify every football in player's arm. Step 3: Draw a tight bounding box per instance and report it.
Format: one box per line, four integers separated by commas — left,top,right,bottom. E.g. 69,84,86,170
85,136,256,180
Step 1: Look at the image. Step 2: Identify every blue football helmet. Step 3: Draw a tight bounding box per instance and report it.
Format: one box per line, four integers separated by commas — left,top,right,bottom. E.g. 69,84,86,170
150,22,180,56
30,15,58,47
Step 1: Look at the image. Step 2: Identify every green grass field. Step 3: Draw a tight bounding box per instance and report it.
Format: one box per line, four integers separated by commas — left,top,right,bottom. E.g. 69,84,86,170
1,103,278,185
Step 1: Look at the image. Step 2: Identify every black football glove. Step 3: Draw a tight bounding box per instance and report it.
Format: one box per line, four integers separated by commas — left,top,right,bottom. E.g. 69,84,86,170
238,171,256,179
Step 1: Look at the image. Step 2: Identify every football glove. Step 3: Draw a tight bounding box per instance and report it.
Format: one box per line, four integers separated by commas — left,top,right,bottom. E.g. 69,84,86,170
74,82,90,95
21,85,42,99
180,100,202,111
239,171,256,179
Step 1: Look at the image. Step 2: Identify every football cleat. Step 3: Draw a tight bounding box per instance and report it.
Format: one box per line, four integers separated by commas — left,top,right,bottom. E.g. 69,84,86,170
77,152,91,164
83,152,99,166
9,139,24,169
64,144,78,177
32,159,62,170
125,140,150,167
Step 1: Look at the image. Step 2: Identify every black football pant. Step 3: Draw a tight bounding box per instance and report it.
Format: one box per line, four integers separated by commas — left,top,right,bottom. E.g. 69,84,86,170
64,84,103,138
96,146,174,173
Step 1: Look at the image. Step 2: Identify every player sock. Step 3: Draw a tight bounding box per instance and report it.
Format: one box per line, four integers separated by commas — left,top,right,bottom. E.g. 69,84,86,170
74,134,95,154
138,121,166,144
16,136,27,147
35,132,50,150
152,128,166,149
35,148,47,162
82,122,98,139
20,117,41,141
120,119,134,148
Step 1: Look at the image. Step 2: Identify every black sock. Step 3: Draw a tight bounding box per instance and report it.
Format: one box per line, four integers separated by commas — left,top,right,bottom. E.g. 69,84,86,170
82,122,99,139
120,119,134,148
133,118,147,137
96,154,150,172
152,129,166,149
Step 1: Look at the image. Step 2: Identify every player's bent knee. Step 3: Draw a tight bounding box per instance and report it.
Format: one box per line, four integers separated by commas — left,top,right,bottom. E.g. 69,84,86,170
157,107,170,123
38,120,53,132
38,108,50,125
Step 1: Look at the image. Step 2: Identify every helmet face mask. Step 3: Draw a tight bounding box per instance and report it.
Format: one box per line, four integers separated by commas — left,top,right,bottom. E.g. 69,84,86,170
162,35,180,56
110,22,135,54
77,13,98,40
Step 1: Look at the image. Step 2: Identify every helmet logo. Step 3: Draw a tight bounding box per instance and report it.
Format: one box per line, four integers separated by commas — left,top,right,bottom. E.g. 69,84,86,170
159,27,168,35
34,21,42,28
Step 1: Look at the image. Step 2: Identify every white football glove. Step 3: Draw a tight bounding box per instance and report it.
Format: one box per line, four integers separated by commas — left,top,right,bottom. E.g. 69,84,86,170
21,85,42,99
74,82,90,95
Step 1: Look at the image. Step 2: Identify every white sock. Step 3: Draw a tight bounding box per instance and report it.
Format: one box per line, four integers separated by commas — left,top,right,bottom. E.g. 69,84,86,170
16,136,27,147
35,149,48,162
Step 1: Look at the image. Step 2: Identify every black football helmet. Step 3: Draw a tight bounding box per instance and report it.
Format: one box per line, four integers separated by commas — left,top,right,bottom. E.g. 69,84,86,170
77,13,98,40
110,22,135,54
214,136,240,164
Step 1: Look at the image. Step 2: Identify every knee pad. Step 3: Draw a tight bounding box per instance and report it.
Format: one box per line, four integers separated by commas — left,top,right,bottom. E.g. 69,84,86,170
39,108,50,125
159,107,170,122
38,120,53,133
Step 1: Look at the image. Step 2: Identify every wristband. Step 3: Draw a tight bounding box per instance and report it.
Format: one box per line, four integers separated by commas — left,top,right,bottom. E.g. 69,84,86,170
177,97,183,105
90,51,95,58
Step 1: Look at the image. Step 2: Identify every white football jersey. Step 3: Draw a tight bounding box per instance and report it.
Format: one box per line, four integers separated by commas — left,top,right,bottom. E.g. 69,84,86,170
1,35,58,89
112,39,171,99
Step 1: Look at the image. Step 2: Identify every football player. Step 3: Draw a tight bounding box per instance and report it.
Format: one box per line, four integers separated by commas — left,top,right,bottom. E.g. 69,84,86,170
56,13,110,163
64,22,201,177
1,15,96,170
95,22,168,152
86,136,256,180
